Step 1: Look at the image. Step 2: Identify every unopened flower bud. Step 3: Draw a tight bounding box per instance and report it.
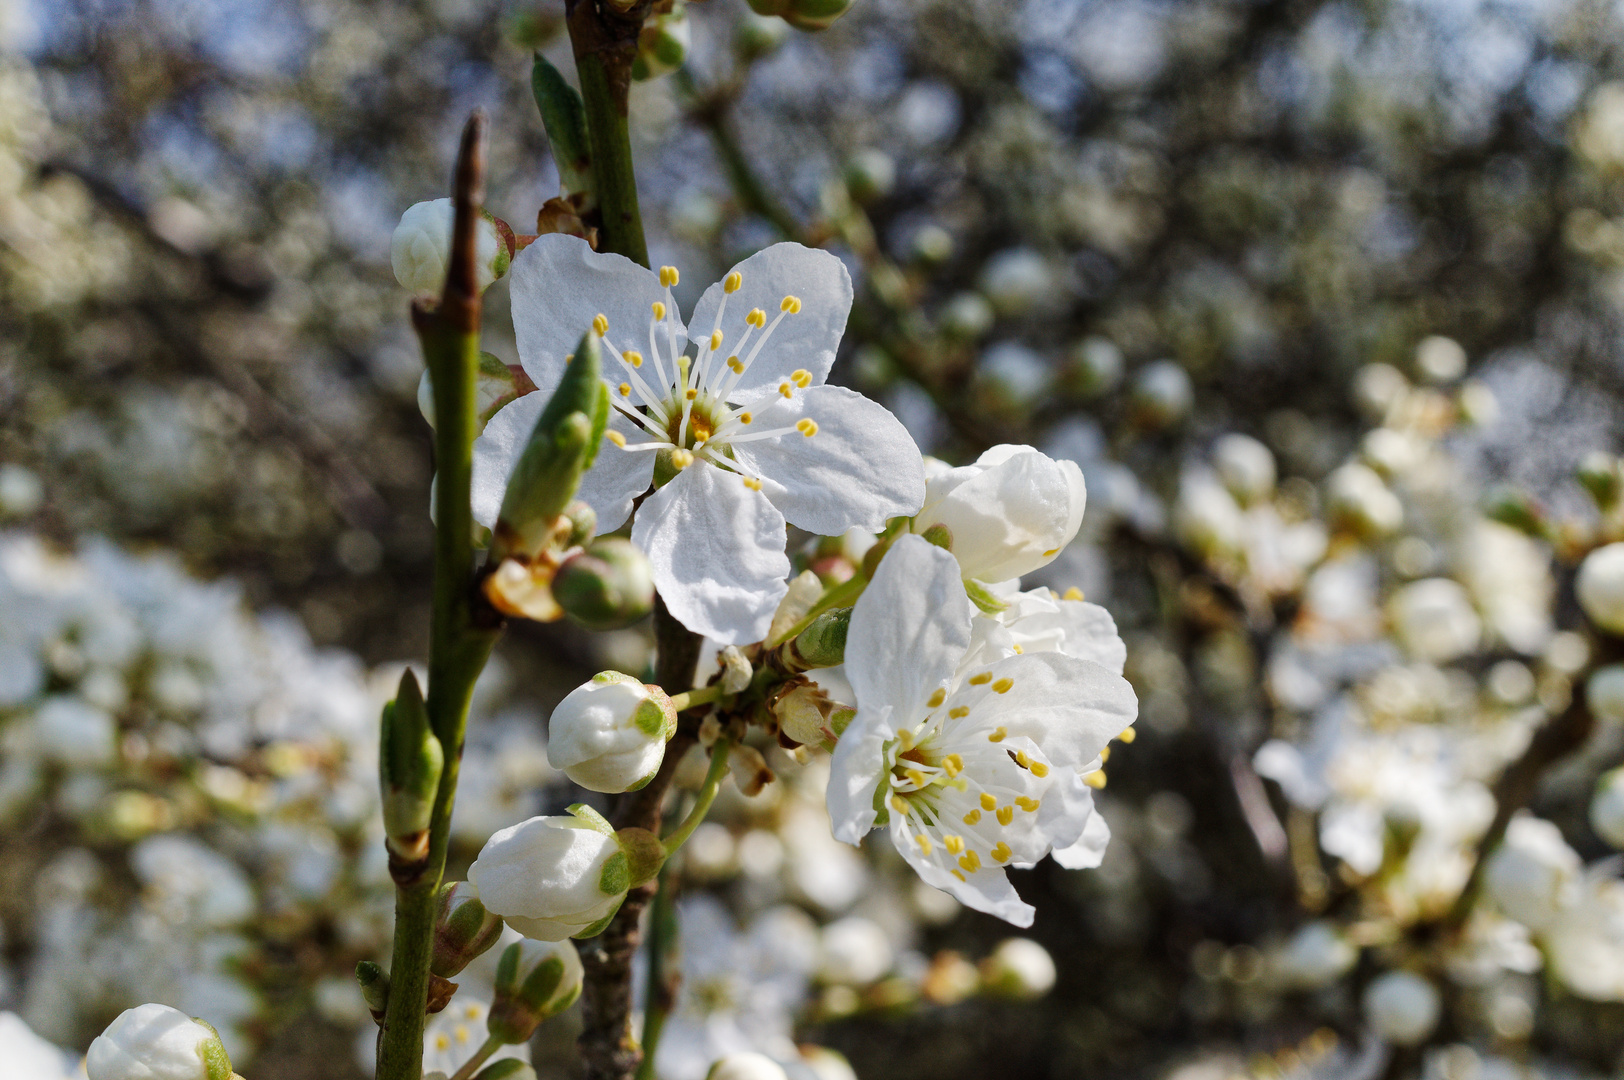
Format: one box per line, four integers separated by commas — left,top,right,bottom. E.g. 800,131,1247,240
734,10,790,59
487,939,584,1044
552,538,655,631
746,0,853,31
772,680,841,747
1590,767,1624,848
631,7,690,81
939,291,995,339
1326,462,1402,536
1578,543,1624,635
1212,434,1275,505
469,804,659,940
380,670,443,871
1485,815,1579,931
561,500,596,548
1362,970,1440,1046
1578,451,1621,509
979,247,1055,316
788,607,849,670
548,672,675,793
1063,336,1123,398
979,937,1056,1000
392,199,510,297
355,960,389,1019
706,1052,789,1080
432,881,504,978
1129,360,1193,429
86,1004,233,1080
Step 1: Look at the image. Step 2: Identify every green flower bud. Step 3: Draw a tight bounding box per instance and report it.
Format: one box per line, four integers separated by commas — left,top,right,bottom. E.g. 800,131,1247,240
734,11,789,60
431,881,505,978
562,500,597,548
552,538,655,630
487,940,584,1044
380,670,443,871
843,148,896,203
789,607,849,670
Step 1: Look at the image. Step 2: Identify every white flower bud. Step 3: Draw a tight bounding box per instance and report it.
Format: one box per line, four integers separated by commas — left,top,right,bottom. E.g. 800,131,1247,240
977,341,1052,410
1173,472,1244,559
1362,971,1440,1045
979,247,1056,316
546,673,676,794
843,148,896,202
468,808,630,941
1066,337,1123,398
86,1004,232,1080
1326,462,1402,536
981,937,1057,999
1592,768,1624,849
1272,921,1357,989
1387,578,1481,664
1587,664,1624,725
1485,815,1580,932
706,1052,789,1080
1579,543,1624,636
488,939,585,1043
1212,434,1276,504
911,445,1086,584
1129,361,1193,428
1415,335,1467,383
391,198,507,297
940,291,995,339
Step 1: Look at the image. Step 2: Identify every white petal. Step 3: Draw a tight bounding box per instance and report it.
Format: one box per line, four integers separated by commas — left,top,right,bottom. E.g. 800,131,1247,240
948,651,1136,769
918,447,1086,582
731,384,925,534
846,536,971,725
509,233,685,394
472,396,652,533
891,826,1035,927
631,462,790,644
689,243,852,397
826,702,893,844
1054,600,1127,675
1051,795,1111,869
1027,767,1098,865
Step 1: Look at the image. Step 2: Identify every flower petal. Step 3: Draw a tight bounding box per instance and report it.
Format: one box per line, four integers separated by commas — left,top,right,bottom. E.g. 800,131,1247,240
846,535,972,727
689,243,852,397
946,651,1136,769
826,702,892,844
631,462,790,644
917,446,1086,582
1050,791,1111,869
889,822,1035,927
472,396,652,533
509,233,686,394
732,384,925,534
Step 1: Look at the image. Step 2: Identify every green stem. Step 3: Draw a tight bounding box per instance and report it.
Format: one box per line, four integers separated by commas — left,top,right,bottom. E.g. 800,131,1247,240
766,573,866,649
634,867,677,1080
376,116,503,1080
661,737,733,856
571,6,648,265
448,1035,505,1080
667,683,724,713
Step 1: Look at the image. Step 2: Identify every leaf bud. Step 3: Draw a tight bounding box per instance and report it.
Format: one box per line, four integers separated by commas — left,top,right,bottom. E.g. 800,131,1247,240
380,670,443,872
531,54,595,211
487,939,584,1044
552,538,655,630
355,960,389,1020
431,881,505,978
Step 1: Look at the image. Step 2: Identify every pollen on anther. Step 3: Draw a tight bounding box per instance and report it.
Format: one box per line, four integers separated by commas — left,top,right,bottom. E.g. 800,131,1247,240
915,833,932,854
593,313,609,335
1015,750,1032,769
727,356,744,373
890,795,908,814
779,383,793,398
780,295,802,313
739,412,753,424
659,265,679,287
685,388,698,400
1030,761,1050,778
952,869,966,882
1084,770,1107,789
927,688,946,709
670,449,695,469
1100,747,1111,763
791,368,812,387
606,430,627,448
968,671,992,686
746,308,766,328
724,271,742,293
709,330,723,350
619,383,632,397
949,706,969,719
992,677,1014,694
958,850,981,873
652,301,667,321
1016,796,1041,812
905,768,927,789
963,809,981,825
988,727,1007,743
1063,586,1085,601
991,842,1013,864
996,805,1014,826
1043,547,1060,557
1118,727,1137,743
796,419,818,437
943,753,964,777
943,835,965,854
979,792,997,811
743,477,762,491
625,350,643,367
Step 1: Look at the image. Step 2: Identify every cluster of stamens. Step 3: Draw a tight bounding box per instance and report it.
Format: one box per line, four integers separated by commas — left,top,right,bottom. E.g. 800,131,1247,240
593,266,818,489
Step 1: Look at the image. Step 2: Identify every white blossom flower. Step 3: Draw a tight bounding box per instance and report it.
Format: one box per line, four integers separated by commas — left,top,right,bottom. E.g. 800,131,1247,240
826,536,1137,926
391,198,507,296
1271,921,1358,989
909,445,1086,589
1485,815,1581,932
1387,578,1481,664
1363,970,1440,1045
474,235,925,643
546,672,675,794
86,1003,231,1080
468,806,630,941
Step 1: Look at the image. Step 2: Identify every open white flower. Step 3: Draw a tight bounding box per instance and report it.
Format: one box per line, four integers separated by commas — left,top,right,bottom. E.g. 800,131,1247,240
474,235,925,643
910,445,1086,592
826,536,1137,926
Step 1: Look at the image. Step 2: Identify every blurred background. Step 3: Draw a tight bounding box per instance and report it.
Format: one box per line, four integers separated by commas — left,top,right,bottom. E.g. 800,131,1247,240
6,0,1624,1077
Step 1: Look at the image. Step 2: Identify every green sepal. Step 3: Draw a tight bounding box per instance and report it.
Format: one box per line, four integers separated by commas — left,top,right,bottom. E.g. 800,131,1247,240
870,779,891,829
615,826,666,887
380,669,443,841
598,850,631,896
191,1018,234,1080
963,576,1009,615
792,607,849,669
571,895,626,940
476,352,524,428
532,54,595,209
919,523,952,550
566,802,615,836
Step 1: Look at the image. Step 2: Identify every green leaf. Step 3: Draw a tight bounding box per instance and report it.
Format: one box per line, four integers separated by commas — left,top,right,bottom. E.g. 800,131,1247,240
532,54,595,208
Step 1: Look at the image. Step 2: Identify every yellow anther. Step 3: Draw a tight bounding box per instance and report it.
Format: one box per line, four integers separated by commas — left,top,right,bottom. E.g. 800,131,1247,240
958,850,981,873
890,795,909,814
792,368,812,387
454,1024,470,1044
780,295,802,313
943,835,965,854
952,869,966,882
796,419,818,436
670,449,694,469
739,412,753,424
897,728,914,751
949,706,969,719
943,753,964,777
606,430,627,448
624,350,643,367
436,1034,450,1051
1016,796,1041,812
724,271,742,293
652,301,667,321
1084,770,1107,789
710,330,723,350
593,313,609,335
619,382,632,397
779,383,794,398
743,477,762,491
1099,746,1111,763
1062,586,1085,601
1030,761,1050,778
996,805,1014,826
1015,750,1032,769
980,792,997,811
992,677,1013,694
988,727,1007,743
1013,644,1024,653
991,842,1013,864
1118,727,1136,743
1043,547,1060,557
916,833,932,854
968,671,992,686
685,388,698,400
659,265,679,287
727,356,744,373
905,768,927,789
963,809,982,825
927,688,946,709
747,308,766,328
